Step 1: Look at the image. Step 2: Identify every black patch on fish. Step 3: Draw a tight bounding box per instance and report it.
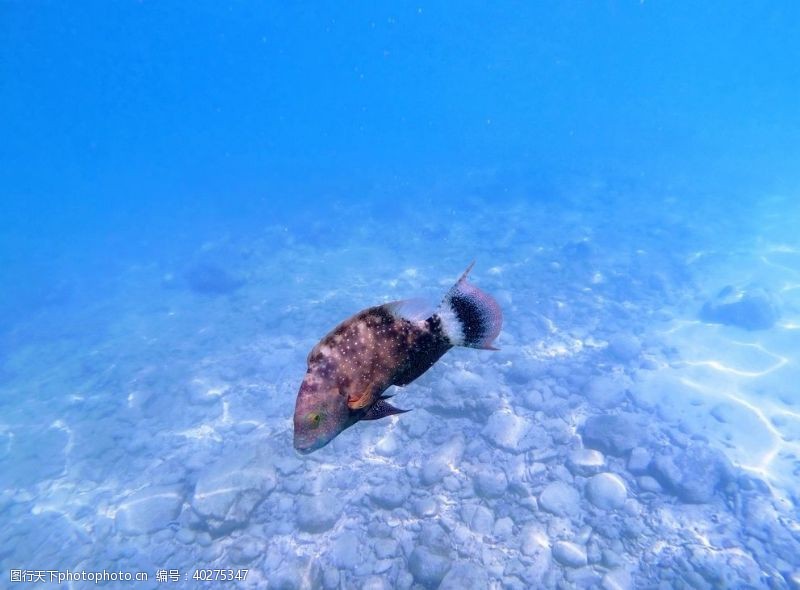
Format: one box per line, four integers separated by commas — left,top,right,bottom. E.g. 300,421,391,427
391,318,451,386
427,315,445,339
450,293,486,347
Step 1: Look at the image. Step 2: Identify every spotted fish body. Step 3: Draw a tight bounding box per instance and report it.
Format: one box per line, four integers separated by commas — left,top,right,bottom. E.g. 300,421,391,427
293,263,502,454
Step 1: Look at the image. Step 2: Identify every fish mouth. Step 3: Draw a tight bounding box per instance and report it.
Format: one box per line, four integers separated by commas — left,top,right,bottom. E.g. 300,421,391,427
294,443,314,455
293,431,339,455
293,435,320,455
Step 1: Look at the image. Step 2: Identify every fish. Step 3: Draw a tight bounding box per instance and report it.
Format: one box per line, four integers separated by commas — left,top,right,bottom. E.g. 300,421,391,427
292,262,503,454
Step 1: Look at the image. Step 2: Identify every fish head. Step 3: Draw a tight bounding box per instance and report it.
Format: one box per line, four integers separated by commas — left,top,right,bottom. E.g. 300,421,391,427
292,371,353,454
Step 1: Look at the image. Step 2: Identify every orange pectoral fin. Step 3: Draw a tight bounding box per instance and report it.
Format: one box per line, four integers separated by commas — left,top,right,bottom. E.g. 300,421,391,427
347,381,380,410
347,392,372,410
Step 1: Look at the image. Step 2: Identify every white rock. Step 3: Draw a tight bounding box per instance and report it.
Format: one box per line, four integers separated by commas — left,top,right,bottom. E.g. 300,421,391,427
586,473,627,510
626,447,651,474
439,562,489,590
493,517,514,540
420,435,464,485
566,449,605,475
637,476,662,493
547,516,573,539
519,525,551,584
602,568,632,590
462,504,494,535
395,571,413,590
192,458,276,536
408,547,450,587
175,528,195,544
552,541,588,567
403,411,432,437
187,377,229,406
227,537,265,565
480,546,505,578
374,434,399,457
524,389,544,409
295,493,342,533
372,559,392,575
608,335,641,361
374,538,398,559
369,483,409,509
584,376,628,408
115,485,184,535
520,523,549,557
322,568,339,590
539,481,580,517
412,497,438,517
420,460,447,486
482,410,546,452
474,467,508,498
361,576,391,590
331,531,361,568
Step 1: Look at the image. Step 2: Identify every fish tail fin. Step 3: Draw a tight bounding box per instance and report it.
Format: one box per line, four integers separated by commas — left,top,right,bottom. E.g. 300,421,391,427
435,262,503,349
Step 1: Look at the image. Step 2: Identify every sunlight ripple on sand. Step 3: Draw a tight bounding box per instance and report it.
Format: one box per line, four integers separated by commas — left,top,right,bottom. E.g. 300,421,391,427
651,310,799,498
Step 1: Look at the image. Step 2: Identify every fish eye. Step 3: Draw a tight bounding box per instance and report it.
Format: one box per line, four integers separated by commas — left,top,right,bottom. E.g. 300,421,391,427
307,412,322,428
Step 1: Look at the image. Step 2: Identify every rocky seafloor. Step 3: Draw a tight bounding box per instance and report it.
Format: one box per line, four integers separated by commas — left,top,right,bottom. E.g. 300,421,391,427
1,186,799,589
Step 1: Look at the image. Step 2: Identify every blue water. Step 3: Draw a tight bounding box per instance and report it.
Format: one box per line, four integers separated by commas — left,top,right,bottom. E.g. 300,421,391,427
2,3,800,589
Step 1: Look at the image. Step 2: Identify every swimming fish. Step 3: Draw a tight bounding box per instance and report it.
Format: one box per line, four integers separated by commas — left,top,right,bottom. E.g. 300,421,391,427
293,263,503,454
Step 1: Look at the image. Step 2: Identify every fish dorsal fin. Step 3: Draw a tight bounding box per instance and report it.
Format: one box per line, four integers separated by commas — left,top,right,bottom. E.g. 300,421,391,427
384,298,434,322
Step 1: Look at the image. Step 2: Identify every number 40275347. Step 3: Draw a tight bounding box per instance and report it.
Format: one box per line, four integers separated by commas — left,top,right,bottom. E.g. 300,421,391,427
192,569,248,582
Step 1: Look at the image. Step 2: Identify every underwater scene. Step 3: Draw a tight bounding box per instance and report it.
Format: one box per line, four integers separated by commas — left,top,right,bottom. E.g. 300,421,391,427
1,2,799,589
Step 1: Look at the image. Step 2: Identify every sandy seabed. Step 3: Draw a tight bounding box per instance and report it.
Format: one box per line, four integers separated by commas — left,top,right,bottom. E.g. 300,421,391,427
1,186,799,589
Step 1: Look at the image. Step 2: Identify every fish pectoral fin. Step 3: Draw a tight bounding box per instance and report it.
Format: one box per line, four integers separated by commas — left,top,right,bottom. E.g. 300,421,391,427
362,399,410,421
347,383,378,410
